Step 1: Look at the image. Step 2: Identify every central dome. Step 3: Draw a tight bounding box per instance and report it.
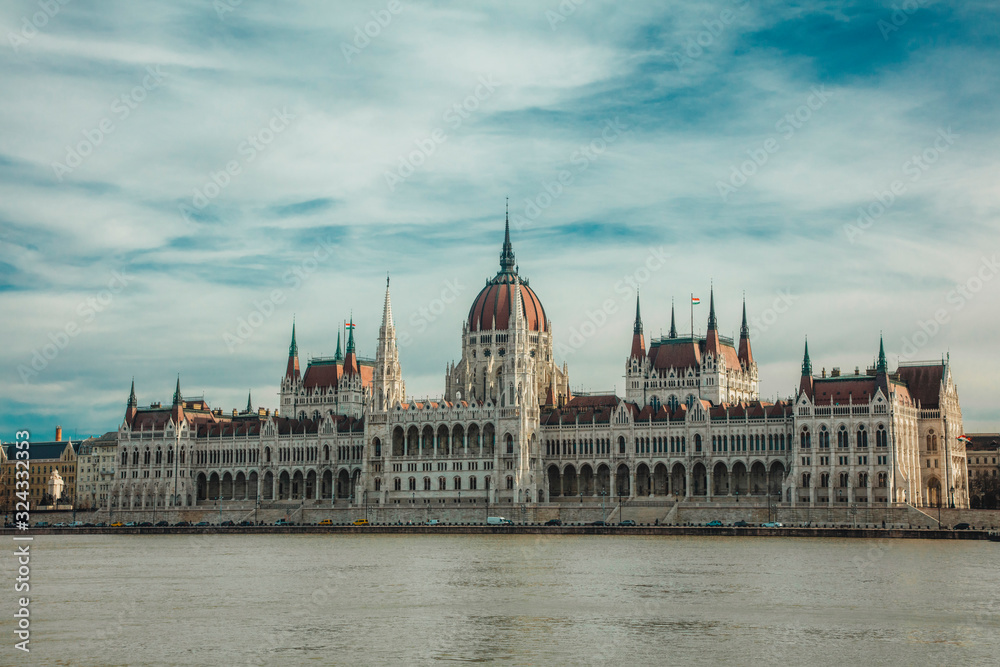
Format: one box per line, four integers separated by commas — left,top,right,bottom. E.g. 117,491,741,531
467,216,547,333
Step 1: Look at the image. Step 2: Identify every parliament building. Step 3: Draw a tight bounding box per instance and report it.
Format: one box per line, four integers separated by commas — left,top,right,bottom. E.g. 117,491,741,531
112,215,970,514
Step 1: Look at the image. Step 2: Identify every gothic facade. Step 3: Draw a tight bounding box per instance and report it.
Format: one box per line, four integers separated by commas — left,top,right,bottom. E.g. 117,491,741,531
111,215,970,512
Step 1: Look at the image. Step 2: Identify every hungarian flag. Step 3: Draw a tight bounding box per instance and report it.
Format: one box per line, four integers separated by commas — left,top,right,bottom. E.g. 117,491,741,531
957,435,972,444
345,321,356,330
691,297,701,305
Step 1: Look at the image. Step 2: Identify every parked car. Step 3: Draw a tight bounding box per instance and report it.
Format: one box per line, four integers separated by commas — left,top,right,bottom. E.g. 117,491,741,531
762,522,783,528
425,519,439,525
69,521,84,527
53,522,67,527
220,520,235,527
110,522,124,527
34,521,50,527
732,520,749,527
125,522,137,527
155,521,169,527
544,519,562,526
238,520,253,526
173,521,190,527
317,519,333,526
953,522,971,530
706,520,723,527
274,519,291,526
589,520,607,526
194,521,210,527
137,521,153,527
619,520,637,527
83,522,96,527
94,522,106,527
354,519,370,526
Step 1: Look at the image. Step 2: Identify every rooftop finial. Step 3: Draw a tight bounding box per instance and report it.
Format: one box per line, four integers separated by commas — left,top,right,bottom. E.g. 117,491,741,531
708,284,718,331
172,374,182,406
669,299,678,339
633,293,643,335
877,333,887,374
802,338,812,376
500,202,516,273
740,294,749,339
128,377,137,407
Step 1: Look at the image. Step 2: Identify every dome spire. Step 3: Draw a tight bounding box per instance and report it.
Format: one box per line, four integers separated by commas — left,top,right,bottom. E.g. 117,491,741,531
633,293,643,335
669,299,677,339
500,200,516,274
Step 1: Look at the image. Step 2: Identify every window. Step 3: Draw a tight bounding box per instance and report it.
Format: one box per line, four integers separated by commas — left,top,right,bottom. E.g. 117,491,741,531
837,426,848,448
506,476,514,490
394,478,401,491
856,425,868,448
802,472,811,487
695,434,702,453
439,477,446,491
454,476,462,491
423,477,431,491
408,477,416,491
469,476,478,490
800,428,811,449
875,425,888,448
618,437,626,454
819,426,830,449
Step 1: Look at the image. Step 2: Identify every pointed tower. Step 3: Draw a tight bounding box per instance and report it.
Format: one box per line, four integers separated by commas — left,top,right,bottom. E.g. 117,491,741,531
876,335,888,375
704,286,721,356
669,299,678,339
500,200,516,274
170,375,184,423
245,390,253,414
343,318,358,376
738,296,754,367
285,321,301,382
629,293,646,361
799,338,814,397
374,276,405,410
334,329,343,363
125,378,138,424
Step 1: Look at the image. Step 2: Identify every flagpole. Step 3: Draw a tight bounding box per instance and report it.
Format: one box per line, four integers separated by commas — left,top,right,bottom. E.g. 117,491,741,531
690,292,694,339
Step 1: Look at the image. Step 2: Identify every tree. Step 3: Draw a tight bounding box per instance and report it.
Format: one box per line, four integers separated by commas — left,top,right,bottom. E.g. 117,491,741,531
970,472,1000,510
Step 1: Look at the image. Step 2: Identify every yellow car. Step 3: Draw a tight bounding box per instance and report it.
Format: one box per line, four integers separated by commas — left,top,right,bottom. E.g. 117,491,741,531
110,522,124,527
317,519,333,526
353,519,369,526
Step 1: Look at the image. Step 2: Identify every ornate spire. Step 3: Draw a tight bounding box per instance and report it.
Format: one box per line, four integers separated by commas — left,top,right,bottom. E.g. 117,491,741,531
876,334,888,375
246,390,253,414
801,338,812,376
128,377,137,408
334,329,343,363
669,299,677,339
500,201,516,274
707,285,718,331
289,320,298,357
172,375,182,406
346,317,356,354
285,321,301,381
633,293,643,335
382,274,394,330
740,295,749,339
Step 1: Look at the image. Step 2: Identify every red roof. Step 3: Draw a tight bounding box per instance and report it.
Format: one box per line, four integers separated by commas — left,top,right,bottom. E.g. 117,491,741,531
896,364,944,408
468,275,546,332
812,377,878,404
647,337,741,371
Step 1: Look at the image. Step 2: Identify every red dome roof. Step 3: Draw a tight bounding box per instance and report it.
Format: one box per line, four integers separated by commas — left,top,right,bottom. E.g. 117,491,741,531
468,274,547,333
467,213,547,333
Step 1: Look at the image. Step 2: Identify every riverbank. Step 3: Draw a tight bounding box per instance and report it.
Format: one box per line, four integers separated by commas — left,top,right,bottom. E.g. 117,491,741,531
3,524,993,539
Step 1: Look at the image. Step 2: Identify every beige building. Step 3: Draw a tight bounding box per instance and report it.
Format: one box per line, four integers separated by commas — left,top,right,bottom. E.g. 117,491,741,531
76,431,119,510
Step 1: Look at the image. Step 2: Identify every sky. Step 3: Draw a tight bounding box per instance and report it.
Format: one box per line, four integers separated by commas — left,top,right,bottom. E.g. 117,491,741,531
1,0,998,441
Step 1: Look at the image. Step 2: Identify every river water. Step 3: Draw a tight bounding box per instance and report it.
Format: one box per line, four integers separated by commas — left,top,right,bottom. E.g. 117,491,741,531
3,534,998,665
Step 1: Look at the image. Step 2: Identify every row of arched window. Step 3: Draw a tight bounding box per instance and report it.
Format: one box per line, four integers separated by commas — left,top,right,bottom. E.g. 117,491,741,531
801,471,888,488
392,476,494,492
800,424,888,449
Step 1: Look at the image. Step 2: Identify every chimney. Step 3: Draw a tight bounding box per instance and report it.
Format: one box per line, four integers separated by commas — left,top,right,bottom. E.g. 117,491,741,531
55,426,62,442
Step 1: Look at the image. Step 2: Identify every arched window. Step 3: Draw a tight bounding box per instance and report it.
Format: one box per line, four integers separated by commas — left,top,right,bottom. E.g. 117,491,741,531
819,426,830,449
694,434,702,453
264,447,271,463
408,477,416,491
618,436,626,454
800,428,811,449
394,478,401,491
453,476,462,491
820,472,830,487
802,472,811,487
143,448,150,465
837,426,848,448
877,472,888,488
875,425,888,448
506,434,514,454
858,472,869,487
121,450,128,466
375,479,382,492
438,477,446,491
155,447,162,465
506,476,514,490
469,476,478,490
856,424,868,448
839,472,850,488
423,477,431,491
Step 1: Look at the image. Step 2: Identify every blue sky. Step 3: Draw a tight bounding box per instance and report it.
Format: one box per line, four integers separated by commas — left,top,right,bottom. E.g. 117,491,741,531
1,0,998,440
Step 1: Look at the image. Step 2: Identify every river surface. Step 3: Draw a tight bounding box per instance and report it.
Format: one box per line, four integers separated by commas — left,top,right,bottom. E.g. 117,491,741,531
2,534,998,665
